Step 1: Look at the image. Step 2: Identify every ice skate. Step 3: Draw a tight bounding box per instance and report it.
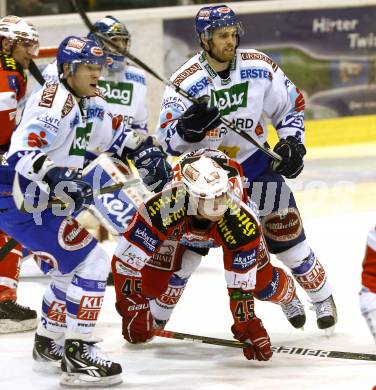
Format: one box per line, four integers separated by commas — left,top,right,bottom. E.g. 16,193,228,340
60,338,123,387
0,300,37,333
32,333,64,373
280,294,306,329
312,295,337,333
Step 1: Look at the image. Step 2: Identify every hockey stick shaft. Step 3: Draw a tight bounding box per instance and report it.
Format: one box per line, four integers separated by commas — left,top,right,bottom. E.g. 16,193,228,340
29,59,46,86
69,0,281,162
0,238,19,261
154,329,376,361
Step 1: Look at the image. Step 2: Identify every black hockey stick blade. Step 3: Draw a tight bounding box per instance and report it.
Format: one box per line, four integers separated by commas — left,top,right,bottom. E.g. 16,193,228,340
69,0,281,162
155,329,376,361
0,238,19,261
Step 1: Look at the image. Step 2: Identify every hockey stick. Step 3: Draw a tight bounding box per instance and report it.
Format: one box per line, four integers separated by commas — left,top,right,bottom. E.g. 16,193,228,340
69,0,281,163
154,329,376,361
12,172,141,212
0,238,19,261
29,59,46,86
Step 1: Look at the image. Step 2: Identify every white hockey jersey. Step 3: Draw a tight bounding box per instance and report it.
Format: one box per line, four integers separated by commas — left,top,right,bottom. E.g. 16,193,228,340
156,49,305,181
38,60,148,133
7,80,143,181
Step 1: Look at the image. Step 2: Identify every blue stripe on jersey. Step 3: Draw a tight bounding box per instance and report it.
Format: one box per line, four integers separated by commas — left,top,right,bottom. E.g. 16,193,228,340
71,274,106,292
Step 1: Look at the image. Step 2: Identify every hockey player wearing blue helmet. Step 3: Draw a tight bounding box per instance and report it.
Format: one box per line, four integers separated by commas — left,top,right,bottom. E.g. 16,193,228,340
0,33,171,386
155,5,337,333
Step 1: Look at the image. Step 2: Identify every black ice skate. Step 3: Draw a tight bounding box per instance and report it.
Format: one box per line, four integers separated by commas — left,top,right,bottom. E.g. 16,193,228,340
312,295,338,330
60,339,123,387
280,294,306,329
32,333,64,373
0,300,37,333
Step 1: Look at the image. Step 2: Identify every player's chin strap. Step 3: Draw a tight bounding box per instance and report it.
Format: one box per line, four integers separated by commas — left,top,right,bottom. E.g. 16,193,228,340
154,329,376,362
68,0,281,163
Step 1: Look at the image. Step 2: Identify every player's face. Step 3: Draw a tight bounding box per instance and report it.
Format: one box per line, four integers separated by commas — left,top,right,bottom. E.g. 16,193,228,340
197,193,229,222
206,26,237,63
105,36,129,55
11,40,39,69
69,63,102,96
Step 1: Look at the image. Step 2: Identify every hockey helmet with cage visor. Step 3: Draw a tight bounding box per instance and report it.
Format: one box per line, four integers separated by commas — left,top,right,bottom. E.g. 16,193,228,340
180,155,231,221
195,5,244,42
88,16,130,72
0,15,39,56
57,36,107,76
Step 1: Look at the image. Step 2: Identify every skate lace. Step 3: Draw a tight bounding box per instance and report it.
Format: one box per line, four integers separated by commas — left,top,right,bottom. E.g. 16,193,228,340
282,297,304,319
51,341,64,358
83,344,112,367
312,297,334,318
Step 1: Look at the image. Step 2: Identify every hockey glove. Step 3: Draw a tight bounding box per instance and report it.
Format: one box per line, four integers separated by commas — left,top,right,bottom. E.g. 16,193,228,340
231,317,273,361
176,96,221,143
127,137,172,193
270,136,306,179
44,167,93,213
115,293,154,344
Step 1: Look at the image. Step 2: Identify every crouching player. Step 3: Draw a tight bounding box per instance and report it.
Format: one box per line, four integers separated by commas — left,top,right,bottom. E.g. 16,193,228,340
112,149,304,361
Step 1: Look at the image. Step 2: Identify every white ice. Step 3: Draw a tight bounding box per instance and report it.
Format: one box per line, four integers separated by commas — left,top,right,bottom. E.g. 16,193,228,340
1,147,376,390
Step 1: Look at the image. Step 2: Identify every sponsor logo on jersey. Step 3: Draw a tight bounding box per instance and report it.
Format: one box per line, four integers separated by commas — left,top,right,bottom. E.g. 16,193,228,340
69,122,93,156
27,131,48,148
148,242,176,270
87,105,104,120
2,56,17,70
58,217,93,250
36,114,60,133
262,208,302,241
98,80,133,105
180,232,216,248
240,67,272,80
158,285,185,305
39,83,58,108
217,218,237,246
209,82,248,115
7,75,19,92
187,77,210,96
125,72,146,85
173,63,202,86
233,247,258,270
240,52,279,72
47,301,66,323
61,93,75,118
130,221,159,253
77,296,103,320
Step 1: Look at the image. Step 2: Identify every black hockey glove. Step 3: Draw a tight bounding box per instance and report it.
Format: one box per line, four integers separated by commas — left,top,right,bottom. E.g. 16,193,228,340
127,137,173,193
270,136,306,179
44,167,94,213
176,96,221,143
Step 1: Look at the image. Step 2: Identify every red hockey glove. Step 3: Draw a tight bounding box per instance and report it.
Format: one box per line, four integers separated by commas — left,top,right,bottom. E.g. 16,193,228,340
231,317,273,361
115,293,154,344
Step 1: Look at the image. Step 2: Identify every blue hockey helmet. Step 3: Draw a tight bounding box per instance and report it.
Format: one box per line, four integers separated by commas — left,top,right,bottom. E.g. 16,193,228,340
87,16,130,72
195,5,244,39
57,36,107,75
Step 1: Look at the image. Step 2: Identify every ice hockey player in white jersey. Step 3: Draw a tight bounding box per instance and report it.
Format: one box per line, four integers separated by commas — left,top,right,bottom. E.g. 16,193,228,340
0,35,171,387
38,16,151,234
156,4,337,331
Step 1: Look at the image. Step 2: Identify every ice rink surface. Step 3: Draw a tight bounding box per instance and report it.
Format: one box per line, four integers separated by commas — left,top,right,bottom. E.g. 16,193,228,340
1,144,376,390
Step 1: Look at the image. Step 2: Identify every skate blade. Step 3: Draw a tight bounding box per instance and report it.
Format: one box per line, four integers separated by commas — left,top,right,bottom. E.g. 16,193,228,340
324,325,335,337
0,318,37,333
32,359,61,374
60,372,123,387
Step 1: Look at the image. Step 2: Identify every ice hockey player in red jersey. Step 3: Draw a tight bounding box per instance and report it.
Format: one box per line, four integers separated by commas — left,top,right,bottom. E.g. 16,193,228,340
112,149,305,361
0,15,39,333
360,226,376,342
